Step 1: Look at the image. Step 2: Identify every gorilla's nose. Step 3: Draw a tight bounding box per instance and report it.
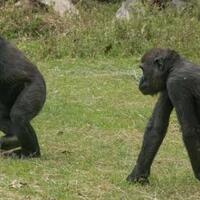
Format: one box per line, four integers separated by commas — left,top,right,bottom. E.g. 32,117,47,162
139,77,149,95
139,76,146,85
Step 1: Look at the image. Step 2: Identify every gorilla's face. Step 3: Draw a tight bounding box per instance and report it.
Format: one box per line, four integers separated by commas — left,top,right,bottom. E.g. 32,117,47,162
139,61,165,95
138,48,175,95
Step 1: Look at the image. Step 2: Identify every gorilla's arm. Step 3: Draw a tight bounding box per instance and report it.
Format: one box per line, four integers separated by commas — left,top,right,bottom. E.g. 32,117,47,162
127,91,173,183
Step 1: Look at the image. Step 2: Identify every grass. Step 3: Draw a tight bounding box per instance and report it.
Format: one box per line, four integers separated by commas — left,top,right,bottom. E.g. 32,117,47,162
1,1,200,199
2,1,200,60
0,57,200,200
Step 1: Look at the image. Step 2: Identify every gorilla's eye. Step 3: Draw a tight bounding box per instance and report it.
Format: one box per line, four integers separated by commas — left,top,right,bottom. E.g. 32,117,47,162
154,58,164,71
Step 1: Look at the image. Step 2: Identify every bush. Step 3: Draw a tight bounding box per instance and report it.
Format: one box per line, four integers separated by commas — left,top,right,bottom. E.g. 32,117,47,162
1,0,200,61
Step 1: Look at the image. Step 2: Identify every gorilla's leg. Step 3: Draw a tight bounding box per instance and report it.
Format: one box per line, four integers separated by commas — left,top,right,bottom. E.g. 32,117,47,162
169,85,200,180
5,81,45,158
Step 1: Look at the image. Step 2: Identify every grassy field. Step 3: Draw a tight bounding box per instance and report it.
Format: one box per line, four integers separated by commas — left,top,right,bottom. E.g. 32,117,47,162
1,0,200,199
0,57,200,200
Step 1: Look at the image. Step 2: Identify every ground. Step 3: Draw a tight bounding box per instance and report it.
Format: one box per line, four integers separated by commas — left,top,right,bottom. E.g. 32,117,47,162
0,57,200,200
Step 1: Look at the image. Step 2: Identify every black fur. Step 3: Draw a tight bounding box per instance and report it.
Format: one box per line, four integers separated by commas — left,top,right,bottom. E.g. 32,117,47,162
127,48,200,183
0,37,46,158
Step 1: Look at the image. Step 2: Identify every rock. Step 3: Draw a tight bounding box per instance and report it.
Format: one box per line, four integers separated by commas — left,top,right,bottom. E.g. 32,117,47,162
171,0,187,10
116,0,188,20
40,0,79,16
116,0,144,20
15,0,79,16
15,0,33,9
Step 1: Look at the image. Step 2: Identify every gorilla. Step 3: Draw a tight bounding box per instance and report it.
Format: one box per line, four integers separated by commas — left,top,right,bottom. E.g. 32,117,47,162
127,48,200,184
0,36,46,158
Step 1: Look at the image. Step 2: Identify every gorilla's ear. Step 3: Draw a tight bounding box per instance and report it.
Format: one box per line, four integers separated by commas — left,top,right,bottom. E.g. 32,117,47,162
154,57,165,71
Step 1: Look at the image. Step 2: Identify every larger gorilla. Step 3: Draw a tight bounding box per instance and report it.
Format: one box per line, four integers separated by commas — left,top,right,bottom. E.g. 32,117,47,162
127,48,200,183
0,36,46,158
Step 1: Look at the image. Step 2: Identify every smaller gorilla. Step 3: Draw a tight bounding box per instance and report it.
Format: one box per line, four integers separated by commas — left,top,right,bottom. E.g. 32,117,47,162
0,36,46,158
127,48,200,184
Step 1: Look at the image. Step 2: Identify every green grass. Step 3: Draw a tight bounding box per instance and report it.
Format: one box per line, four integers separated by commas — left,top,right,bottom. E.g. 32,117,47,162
2,1,200,60
1,1,200,199
0,57,200,200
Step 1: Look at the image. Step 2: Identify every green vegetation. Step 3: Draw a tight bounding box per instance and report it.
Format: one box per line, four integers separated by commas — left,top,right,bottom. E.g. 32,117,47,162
1,1,200,199
1,1,200,60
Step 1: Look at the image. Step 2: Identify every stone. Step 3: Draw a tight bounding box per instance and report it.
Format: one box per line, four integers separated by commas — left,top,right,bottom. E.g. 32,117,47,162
40,0,79,16
116,0,144,20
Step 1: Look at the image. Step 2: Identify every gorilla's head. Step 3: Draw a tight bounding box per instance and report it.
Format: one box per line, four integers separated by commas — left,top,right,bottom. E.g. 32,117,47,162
139,48,180,95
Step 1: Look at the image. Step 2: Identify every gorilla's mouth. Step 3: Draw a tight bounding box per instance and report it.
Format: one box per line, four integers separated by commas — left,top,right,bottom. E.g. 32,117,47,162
139,87,151,95
139,84,157,95
138,76,158,95
139,78,150,95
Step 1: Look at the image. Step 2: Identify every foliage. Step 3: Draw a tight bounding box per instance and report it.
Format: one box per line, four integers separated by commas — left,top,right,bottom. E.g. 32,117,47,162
1,1,200,61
